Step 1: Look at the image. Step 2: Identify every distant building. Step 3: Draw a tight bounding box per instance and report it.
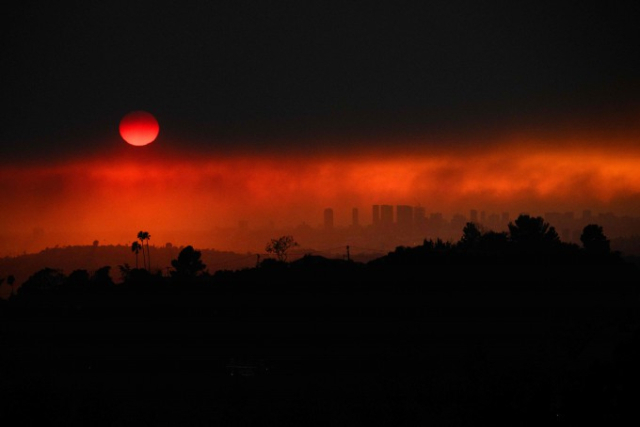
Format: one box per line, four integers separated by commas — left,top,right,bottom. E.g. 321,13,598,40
372,205,380,226
396,205,414,229
324,208,334,228
352,208,359,227
381,205,394,225
583,210,592,221
488,213,500,229
501,212,509,224
545,212,563,227
451,213,467,230
598,212,615,222
470,209,478,223
414,206,426,226
429,212,444,229
480,211,486,224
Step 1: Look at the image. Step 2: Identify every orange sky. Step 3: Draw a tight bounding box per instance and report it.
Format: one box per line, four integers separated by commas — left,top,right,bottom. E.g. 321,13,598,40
2,131,640,256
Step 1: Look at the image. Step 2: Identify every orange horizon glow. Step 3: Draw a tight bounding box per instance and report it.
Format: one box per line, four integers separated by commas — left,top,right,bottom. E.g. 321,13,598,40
3,132,640,256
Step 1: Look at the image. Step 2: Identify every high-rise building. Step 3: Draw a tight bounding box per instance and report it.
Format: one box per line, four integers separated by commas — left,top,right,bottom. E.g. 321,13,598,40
470,209,478,223
488,213,500,229
324,208,334,228
583,210,592,221
414,206,426,226
545,212,562,227
352,208,359,227
372,205,380,226
396,205,414,229
451,213,467,230
381,205,394,225
429,212,444,230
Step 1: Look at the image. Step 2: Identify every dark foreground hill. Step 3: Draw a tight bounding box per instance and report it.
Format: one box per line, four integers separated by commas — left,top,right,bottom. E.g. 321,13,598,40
2,251,640,426
2,218,640,426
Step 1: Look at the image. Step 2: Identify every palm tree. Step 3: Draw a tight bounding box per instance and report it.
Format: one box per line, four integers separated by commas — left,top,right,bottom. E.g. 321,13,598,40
131,241,142,269
144,232,151,270
137,231,151,270
137,231,148,270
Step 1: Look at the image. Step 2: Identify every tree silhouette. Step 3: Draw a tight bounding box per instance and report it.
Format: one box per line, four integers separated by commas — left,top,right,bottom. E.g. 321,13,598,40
18,268,65,297
136,233,147,270
137,231,151,270
92,266,114,289
67,269,90,292
508,215,560,249
479,231,509,254
265,235,299,262
580,224,610,254
171,246,206,278
145,233,151,270
131,241,142,269
119,264,132,281
459,222,482,250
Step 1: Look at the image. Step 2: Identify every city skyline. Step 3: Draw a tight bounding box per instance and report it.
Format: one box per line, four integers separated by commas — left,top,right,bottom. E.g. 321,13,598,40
4,202,640,259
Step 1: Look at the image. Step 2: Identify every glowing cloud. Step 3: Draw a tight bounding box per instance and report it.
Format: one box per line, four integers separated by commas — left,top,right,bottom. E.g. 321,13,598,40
3,133,640,255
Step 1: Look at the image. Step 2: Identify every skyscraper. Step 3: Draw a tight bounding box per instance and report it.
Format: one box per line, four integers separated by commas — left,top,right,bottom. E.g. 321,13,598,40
372,205,380,226
381,205,394,225
396,205,414,230
414,206,426,227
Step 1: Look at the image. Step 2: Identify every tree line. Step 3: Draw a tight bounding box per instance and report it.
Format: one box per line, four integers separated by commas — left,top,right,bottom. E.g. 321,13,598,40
2,215,635,304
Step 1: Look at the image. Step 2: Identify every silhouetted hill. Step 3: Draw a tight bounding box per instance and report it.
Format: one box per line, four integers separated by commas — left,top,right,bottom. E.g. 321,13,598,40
2,253,639,425
0,244,257,298
2,218,640,424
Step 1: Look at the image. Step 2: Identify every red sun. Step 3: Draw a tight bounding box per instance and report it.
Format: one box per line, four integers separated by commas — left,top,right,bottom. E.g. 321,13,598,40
119,111,159,146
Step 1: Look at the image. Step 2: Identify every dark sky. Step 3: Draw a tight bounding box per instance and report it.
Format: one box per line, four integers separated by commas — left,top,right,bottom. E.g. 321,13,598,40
2,1,639,159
